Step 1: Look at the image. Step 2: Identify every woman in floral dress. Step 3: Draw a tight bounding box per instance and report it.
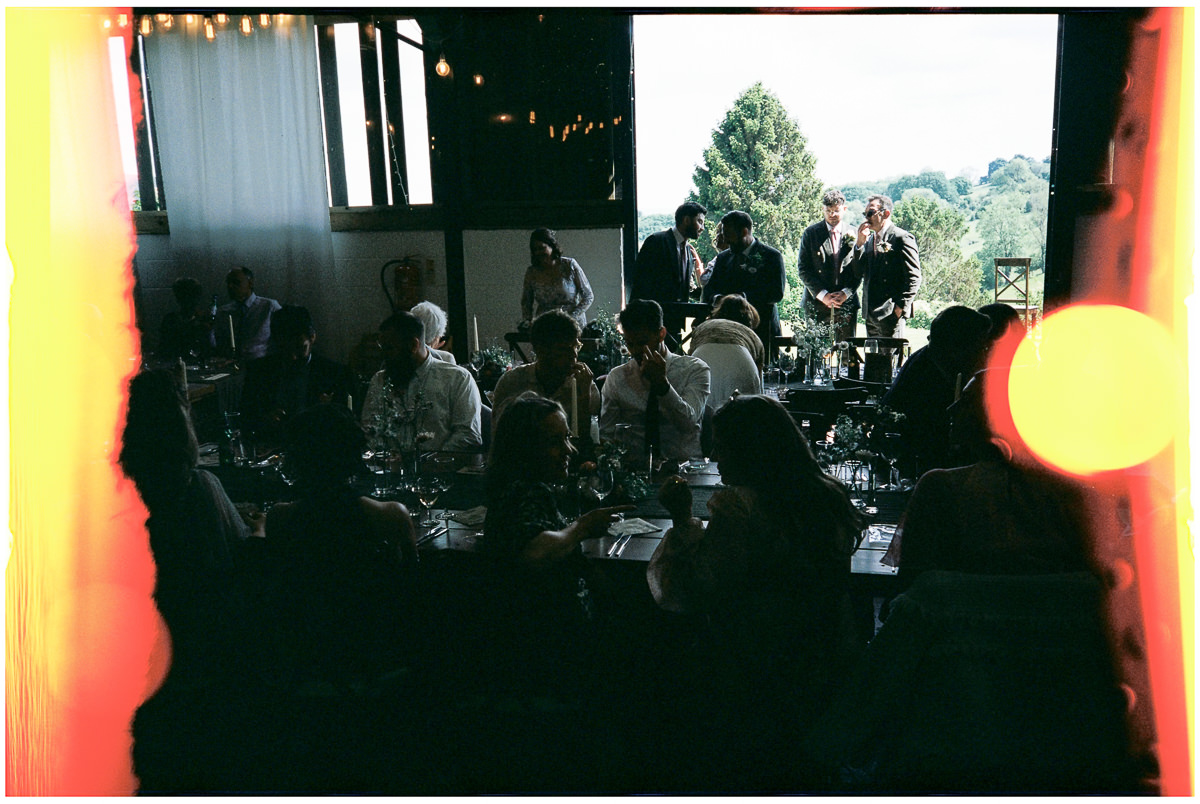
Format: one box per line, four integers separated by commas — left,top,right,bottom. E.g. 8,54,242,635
520,228,594,330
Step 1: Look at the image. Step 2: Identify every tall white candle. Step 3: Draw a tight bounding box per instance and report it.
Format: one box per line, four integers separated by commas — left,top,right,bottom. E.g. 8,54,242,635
569,375,578,436
472,315,480,354
228,313,236,354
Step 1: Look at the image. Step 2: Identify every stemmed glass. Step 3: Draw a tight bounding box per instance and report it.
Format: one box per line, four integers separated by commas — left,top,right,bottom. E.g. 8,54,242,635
881,433,902,490
413,476,449,527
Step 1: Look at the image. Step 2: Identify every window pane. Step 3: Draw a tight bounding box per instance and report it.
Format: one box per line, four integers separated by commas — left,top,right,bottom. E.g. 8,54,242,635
333,22,372,207
395,20,432,205
108,36,140,209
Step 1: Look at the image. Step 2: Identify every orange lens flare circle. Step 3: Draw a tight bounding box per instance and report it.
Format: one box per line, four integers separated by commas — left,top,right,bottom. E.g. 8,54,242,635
1007,304,1180,476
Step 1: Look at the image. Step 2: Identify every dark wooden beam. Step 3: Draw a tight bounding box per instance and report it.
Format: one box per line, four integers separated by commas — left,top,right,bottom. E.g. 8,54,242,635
316,23,348,207
359,21,389,205
377,19,410,206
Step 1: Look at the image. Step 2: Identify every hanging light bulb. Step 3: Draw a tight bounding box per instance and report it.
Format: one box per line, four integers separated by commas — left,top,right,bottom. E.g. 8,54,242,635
549,125,555,139
434,54,450,77
204,16,215,41
154,14,169,23
529,110,536,125
102,17,112,30
185,14,195,25
139,15,153,36
473,74,483,86
258,14,271,28
117,13,128,27
215,13,228,25
240,15,253,36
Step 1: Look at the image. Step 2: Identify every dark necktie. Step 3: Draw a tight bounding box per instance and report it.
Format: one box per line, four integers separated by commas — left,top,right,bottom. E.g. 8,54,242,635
679,241,689,297
644,390,661,459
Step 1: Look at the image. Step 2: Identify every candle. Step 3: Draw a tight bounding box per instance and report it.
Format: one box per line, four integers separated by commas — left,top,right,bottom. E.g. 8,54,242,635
228,313,236,355
569,375,578,436
472,315,480,355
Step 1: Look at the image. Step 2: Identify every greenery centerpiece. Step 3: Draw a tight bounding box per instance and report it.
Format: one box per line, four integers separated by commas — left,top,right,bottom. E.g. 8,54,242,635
469,341,513,394
590,438,652,504
580,306,625,377
788,316,835,382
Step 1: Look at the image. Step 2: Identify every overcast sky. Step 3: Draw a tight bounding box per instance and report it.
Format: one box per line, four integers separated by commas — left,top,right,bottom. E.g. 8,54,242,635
633,12,1059,214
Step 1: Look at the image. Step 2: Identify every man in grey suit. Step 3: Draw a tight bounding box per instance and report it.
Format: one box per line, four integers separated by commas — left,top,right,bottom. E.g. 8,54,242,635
851,194,921,338
798,188,859,348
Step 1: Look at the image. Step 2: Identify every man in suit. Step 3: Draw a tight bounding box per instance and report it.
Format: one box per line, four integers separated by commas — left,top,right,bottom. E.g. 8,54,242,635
241,305,356,440
798,189,859,351
851,194,922,338
701,210,786,355
630,201,707,345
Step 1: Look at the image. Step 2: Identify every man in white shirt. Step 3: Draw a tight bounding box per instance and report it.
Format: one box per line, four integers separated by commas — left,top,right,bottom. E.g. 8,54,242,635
217,266,281,361
600,300,710,466
797,189,860,348
361,311,482,452
410,300,457,364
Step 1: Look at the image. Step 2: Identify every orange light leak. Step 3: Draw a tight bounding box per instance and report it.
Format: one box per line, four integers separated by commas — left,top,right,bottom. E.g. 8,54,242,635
6,8,165,796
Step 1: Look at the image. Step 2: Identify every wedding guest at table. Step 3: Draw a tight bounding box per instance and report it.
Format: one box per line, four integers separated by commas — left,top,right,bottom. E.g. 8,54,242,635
120,367,264,792
411,300,457,364
600,299,710,466
158,276,215,362
882,305,992,472
215,266,282,362
482,396,631,692
645,393,865,789
885,368,1094,591
240,305,356,442
262,403,417,688
978,301,1026,370
490,309,600,439
361,310,482,452
687,292,765,370
520,228,594,330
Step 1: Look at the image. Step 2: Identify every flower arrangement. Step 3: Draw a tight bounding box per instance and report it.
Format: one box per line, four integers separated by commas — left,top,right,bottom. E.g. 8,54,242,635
581,307,626,375
788,316,835,357
592,438,652,502
364,378,432,454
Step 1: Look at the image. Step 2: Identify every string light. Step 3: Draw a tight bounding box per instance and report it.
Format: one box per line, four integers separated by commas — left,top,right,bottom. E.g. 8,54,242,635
549,125,555,139
434,54,450,77
258,14,271,28
529,111,536,125
215,13,228,24
240,15,253,36
185,14,195,25
204,16,215,41
117,13,128,27
159,13,173,30
473,74,484,86
102,18,112,29
139,15,152,36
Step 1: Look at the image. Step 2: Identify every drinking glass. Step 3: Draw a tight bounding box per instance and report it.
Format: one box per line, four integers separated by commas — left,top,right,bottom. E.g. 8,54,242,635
413,477,447,527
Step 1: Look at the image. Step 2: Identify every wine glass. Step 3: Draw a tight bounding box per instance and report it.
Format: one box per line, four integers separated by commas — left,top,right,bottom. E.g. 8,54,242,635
413,476,447,527
364,448,389,497
583,463,614,505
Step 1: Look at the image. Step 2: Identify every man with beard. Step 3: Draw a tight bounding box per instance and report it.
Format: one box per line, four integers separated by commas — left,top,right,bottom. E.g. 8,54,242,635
360,310,482,451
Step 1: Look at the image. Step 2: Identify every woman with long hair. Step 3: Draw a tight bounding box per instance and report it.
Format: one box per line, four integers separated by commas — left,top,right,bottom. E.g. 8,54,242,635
645,393,866,790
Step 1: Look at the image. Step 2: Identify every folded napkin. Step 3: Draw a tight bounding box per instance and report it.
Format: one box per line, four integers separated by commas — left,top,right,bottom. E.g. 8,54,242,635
449,505,487,527
607,517,661,537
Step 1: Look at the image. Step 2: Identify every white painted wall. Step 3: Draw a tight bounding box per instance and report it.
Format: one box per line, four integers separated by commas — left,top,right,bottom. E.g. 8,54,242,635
462,228,624,359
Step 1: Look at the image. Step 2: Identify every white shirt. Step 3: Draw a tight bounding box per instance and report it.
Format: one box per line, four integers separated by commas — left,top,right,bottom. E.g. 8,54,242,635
816,224,855,303
361,354,482,452
600,350,710,463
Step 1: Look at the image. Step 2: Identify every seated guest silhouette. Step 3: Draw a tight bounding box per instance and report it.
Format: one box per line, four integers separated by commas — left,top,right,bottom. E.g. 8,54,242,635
882,305,992,471
240,305,356,441
687,292,764,370
263,404,417,688
600,299,710,466
490,309,600,438
411,300,457,364
158,277,215,362
216,266,281,361
646,394,866,790
978,301,1026,371
361,311,482,452
119,367,264,793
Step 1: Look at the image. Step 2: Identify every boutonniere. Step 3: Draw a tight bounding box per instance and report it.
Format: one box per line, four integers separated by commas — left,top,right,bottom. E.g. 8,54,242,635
840,233,856,249
734,252,760,274
877,241,893,254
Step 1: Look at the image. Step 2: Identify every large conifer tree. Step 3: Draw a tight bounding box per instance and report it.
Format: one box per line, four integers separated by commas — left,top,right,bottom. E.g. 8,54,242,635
688,83,822,264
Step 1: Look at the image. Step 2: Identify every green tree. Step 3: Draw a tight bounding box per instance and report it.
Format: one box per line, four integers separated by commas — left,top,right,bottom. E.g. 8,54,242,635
893,196,989,308
887,170,956,205
688,82,822,266
637,212,674,244
976,195,1041,288
951,176,973,196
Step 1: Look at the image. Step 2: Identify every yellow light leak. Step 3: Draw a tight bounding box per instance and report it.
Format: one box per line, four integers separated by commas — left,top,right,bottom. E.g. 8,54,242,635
1008,304,1181,476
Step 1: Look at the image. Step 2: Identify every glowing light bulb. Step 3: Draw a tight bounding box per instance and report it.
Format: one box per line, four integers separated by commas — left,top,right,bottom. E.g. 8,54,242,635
258,14,271,28
529,111,536,124
139,15,152,36
185,14,195,25
102,18,112,29
216,14,228,24
549,125,555,138
435,55,450,77
155,14,169,23
240,15,252,36
204,17,215,41
117,13,128,27
473,74,483,86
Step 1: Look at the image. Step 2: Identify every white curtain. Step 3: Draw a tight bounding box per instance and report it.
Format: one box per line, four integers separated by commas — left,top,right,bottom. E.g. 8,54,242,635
143,15,341,352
